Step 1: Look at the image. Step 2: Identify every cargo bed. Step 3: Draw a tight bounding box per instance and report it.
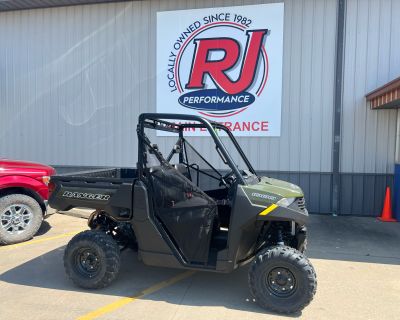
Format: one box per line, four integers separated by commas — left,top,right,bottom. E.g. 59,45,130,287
49,168,137,218
52,167,137,181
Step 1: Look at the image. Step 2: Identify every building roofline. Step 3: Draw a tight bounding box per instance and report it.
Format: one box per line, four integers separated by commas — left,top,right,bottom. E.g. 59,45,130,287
0,0,131,12
366,76,400,100
366,76,400,109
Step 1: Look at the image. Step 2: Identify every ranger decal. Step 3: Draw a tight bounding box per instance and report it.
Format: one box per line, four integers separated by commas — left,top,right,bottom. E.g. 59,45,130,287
62,191,110,201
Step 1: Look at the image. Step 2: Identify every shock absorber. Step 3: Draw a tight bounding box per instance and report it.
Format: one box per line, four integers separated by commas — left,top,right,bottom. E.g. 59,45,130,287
276,225,284,245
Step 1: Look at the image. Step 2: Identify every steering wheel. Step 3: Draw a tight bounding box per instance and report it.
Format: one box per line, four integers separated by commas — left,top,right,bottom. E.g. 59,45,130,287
220,170,235,187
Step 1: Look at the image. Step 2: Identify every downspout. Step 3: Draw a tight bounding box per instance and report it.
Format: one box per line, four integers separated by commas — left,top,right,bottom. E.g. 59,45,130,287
394,110,400,221
395,110,400,164
332,0,346,215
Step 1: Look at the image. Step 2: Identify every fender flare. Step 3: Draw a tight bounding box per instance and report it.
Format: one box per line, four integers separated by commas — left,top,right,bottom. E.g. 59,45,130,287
0,175,47,211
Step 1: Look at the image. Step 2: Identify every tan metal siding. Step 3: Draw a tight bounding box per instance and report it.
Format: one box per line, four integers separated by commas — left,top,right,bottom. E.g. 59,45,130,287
0,0,337,171
341,0,400,174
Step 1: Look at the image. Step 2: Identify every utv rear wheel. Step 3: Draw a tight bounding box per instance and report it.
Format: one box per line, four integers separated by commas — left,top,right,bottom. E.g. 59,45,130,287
248,246,317,314
64,230,121,289
0,194,43,245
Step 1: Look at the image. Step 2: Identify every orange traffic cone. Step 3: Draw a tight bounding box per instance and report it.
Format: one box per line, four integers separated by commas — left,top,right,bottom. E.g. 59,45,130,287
378,187,397,222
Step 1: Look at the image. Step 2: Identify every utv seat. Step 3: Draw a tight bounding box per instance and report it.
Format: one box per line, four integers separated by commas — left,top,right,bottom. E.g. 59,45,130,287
173,163,190,180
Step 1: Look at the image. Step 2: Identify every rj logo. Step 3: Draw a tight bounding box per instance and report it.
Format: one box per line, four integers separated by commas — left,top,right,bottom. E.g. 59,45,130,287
185,29,268,95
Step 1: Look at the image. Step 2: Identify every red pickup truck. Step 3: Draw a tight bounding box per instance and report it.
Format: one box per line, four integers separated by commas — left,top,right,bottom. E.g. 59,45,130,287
0,159,55,245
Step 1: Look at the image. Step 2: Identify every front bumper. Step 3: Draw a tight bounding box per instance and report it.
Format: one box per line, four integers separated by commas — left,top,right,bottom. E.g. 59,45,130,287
257,205,309,225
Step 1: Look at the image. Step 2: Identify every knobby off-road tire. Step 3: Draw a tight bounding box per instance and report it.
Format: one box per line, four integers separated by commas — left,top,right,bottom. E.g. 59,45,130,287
0,194,43,245
248,245,317,314
298,238,307,253
64,230,121,289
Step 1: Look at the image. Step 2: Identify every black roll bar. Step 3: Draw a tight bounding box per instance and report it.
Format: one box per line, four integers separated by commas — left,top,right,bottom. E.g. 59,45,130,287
137,113,255,185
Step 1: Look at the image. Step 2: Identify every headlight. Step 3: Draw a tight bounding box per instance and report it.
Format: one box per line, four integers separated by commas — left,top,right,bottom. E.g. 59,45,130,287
276,197,295,207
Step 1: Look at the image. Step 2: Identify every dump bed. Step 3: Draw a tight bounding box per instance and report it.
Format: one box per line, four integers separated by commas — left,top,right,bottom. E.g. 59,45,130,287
48,168,137,219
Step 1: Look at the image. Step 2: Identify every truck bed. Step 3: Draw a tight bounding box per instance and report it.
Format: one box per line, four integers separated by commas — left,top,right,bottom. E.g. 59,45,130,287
49,168,137,218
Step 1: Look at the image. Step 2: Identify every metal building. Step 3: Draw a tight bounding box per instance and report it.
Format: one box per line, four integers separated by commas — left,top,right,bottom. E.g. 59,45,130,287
0,0,399,216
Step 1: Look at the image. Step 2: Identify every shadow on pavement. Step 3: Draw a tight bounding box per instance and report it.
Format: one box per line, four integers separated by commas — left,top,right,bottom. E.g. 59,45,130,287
0,247,299,317
35,220,52,236
1,214,398,317
307,214,400,265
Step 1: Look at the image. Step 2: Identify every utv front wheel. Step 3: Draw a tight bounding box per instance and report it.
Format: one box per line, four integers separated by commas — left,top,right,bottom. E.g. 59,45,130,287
64,230,121,289
248,246,317,314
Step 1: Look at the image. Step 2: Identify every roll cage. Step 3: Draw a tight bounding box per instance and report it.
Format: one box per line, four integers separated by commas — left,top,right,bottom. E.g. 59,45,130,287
137,113,257,185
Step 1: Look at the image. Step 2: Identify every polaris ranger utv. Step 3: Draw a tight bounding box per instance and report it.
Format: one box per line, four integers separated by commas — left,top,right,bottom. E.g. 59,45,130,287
49,113,316,314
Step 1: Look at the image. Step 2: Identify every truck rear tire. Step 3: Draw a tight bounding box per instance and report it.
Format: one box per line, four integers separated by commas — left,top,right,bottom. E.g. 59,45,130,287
64,230,121,289
248,245,317,314
0,194,43,245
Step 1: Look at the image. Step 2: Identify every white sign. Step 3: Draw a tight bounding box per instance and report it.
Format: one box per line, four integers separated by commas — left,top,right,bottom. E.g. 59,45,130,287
156,3,284,136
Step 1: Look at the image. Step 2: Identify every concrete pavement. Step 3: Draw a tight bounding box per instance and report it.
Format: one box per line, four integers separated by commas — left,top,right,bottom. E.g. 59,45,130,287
0,213,399,320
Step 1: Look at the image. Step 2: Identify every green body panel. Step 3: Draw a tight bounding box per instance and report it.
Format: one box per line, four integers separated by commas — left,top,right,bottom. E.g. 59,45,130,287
242,176,304,207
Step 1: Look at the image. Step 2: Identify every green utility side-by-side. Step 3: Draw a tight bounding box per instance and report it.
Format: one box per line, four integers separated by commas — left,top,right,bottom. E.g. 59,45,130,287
49,113,316,314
